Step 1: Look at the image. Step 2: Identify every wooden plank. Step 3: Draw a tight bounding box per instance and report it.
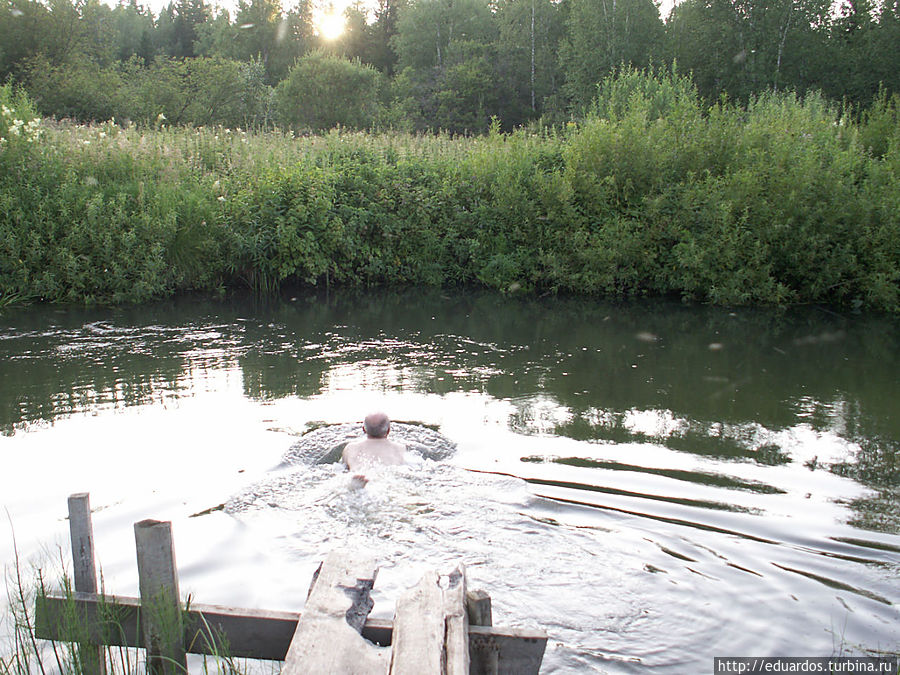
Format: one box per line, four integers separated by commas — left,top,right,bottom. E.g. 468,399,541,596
67,493,107,675
134,520,186,675
466,590,498,675
390,566,470,675
444,566,469,675
34,592,547,668
390,570,443,674
282,551,386,674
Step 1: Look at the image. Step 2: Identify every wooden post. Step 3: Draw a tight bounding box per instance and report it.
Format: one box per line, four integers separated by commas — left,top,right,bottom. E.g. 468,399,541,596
68,494,98,594
134,520,186,675
67,493,106,675
465,590,492,628
390,566,469,675
282,551,386,674
466,590,498,675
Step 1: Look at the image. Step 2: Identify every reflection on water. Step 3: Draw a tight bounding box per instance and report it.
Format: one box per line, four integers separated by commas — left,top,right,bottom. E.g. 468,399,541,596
0,289,898,672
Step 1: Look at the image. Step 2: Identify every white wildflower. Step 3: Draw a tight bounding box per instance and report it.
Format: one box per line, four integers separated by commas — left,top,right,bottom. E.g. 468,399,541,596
217,195,226,202
1,105,11,116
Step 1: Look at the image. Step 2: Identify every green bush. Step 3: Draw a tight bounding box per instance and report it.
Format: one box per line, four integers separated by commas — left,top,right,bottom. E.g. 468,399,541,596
275,52,382,131
2,73,898,312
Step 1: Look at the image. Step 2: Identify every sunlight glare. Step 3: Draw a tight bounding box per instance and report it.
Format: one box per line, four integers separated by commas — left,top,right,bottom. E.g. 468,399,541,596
316,11,345,40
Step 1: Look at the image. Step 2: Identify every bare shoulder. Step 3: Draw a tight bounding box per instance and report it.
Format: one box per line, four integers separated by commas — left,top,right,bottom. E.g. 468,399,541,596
342,440,362,465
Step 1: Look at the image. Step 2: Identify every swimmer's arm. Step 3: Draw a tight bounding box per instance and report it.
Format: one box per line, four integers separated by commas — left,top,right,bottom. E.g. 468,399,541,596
342,447,370,489
341,444,357,470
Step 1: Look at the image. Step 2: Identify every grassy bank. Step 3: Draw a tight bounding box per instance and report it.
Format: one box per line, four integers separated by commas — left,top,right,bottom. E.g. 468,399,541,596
1,543,246,674
1,71,898,311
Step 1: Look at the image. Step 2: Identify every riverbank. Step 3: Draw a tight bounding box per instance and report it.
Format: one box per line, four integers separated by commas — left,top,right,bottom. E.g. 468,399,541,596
1,71,898,311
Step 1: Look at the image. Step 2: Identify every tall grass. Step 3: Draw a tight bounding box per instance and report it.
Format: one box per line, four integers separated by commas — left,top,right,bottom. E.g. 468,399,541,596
1,72,898,311
1,527,248,674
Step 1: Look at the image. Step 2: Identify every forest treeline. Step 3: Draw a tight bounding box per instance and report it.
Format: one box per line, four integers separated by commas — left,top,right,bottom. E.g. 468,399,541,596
1,0,900,132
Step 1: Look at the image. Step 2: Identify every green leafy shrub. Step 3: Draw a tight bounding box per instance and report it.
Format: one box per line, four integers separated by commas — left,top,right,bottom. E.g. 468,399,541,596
275,52,382,131
2,73,898,312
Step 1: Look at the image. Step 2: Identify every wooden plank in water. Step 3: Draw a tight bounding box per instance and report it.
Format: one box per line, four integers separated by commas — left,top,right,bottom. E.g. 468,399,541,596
34,592,547,669
282,551,386,674
389,566,470,675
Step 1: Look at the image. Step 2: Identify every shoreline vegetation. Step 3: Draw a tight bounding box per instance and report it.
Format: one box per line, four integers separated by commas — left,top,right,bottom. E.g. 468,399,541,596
1,540,246,675
1,70,898,313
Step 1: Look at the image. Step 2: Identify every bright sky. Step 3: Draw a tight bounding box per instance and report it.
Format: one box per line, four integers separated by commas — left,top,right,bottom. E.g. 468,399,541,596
143,0,678,39
198,0,354,38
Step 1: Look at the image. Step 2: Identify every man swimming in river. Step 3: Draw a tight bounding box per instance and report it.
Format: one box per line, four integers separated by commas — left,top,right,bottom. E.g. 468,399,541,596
342,412,407,486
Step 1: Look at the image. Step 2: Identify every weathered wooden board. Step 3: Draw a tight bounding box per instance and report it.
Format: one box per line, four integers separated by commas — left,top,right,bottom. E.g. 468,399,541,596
389,566,470,675
67,492,107,675
465,590,492,628
68,493,98,595
390,570,444,673
133,520,186,675
444,567,469,675
282,551,387,674
468,625,546,675
466,590,498,675
35,592,545,671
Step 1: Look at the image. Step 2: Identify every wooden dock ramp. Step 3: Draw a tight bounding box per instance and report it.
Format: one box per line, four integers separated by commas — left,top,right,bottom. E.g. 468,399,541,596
282,552,387,674
34,492,548,674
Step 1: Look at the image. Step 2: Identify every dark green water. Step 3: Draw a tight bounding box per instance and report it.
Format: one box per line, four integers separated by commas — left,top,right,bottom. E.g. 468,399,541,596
1,289,898,672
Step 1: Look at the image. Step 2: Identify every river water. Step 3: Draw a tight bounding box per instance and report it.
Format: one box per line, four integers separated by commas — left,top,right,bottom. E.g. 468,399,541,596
1,290,898,672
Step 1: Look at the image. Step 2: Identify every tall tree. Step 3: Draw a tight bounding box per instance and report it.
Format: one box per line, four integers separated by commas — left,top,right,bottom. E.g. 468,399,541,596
560,0,665,111
0,0,53,81
495,0,564,125
169,0,210,58
667,0,833,103
196,0,312,83
110,0,156,64
392,0,496,72
369,0,404,74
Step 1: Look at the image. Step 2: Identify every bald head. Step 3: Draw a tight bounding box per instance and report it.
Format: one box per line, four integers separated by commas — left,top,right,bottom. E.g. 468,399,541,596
363,412,391,439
